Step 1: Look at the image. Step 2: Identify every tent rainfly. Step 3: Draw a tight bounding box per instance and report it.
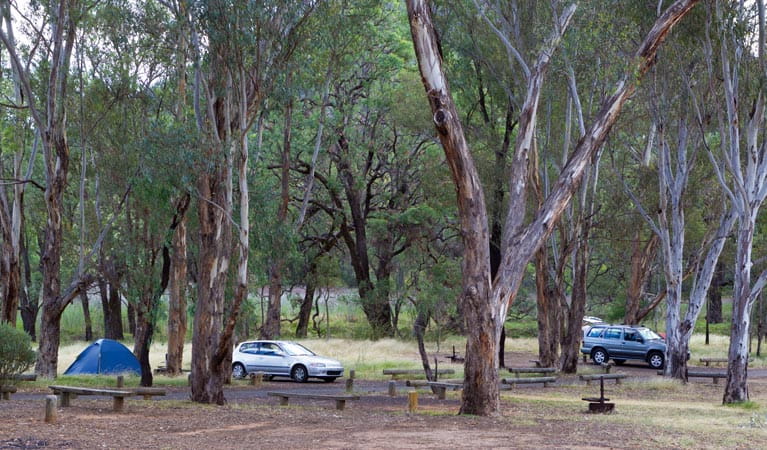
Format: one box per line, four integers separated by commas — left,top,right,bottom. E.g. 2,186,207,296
63,339,141,376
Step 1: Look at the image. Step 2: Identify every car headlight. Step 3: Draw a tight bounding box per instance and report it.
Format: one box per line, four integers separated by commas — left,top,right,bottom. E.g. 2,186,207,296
309,363,326,368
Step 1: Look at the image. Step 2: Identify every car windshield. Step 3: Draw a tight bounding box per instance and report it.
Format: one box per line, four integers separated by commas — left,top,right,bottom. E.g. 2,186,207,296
280,342,316,356
638,328,662,340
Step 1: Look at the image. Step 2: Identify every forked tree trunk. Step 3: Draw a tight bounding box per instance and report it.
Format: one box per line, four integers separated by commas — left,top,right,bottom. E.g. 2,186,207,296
407,0,700,415
713,0,767,402
407,0,496,414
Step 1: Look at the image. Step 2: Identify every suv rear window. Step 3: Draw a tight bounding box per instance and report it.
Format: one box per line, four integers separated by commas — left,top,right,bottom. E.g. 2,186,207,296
587,327,604,338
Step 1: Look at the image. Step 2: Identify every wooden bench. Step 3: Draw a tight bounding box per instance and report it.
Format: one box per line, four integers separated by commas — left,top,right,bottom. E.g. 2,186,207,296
579,374,627,385
686,370,727,384
7,373,37,382
699,357,728,366
406,378,463,387
382,368,455,379
698,357,752,367
1,385,17,400
267,391,360,410
130,387,166,400
501,376,557,387
49,385,134,412
425,381,463,400
508,367,556,377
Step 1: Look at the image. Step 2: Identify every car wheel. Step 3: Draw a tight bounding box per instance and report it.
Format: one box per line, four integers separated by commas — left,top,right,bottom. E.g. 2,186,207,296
291,365,309,383
321,377,337,383
232,363,247,379
591,348,609,365
648,351,665,370
613,359,626,365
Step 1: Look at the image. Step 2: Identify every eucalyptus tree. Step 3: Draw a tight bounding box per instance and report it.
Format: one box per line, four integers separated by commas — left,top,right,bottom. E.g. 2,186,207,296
0,0,35,327
407,0,700,415
700,0,767,403
188,0,315,404
623,64,735,379
157,0,193,376
270,1,432,339
0,0,98,377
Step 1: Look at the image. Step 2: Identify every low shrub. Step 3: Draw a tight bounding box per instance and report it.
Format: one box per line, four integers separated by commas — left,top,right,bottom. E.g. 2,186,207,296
0,323,36,384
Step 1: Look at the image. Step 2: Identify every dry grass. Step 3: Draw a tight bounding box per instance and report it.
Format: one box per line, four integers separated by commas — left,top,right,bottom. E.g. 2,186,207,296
52,333,764,378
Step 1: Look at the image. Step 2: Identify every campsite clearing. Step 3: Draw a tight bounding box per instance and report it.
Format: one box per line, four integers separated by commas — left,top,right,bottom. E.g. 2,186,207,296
3,355,767,449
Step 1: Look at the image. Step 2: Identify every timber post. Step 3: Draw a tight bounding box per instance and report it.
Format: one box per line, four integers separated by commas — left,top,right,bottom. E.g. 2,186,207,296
44,395,57,424
116,375,124,388
345,369,355,393
408,390,418,414
388,380,397,397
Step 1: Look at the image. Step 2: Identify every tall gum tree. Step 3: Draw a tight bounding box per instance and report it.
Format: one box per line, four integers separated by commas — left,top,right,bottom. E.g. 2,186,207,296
703,0,767,403
189,0,314,404
406,0,700,415
0,0,98,378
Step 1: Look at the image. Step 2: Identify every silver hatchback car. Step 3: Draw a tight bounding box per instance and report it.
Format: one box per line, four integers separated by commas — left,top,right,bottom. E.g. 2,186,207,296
232,340,344,383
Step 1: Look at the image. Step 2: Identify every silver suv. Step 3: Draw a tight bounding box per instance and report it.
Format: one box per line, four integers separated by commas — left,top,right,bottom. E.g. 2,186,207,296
580,324,666,369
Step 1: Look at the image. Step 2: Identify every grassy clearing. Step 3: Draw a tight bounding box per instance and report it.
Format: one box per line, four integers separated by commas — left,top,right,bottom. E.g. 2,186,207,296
46,332,764,381
496,378,767,447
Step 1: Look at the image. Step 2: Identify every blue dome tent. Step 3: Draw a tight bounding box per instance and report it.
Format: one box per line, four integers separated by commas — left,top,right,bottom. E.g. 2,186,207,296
64,339,141,376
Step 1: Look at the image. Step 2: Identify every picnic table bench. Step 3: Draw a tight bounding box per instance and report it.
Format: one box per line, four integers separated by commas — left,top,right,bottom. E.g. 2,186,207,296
6,373,37,382
130,387,167,400
686,370,727,384
267,391,360,410
49,385,134,412
699,357,727,366
579,373,627,385
508,367,556,377
382,368,455,379
582,377,614,413
501,376,557,387
1,385,17,400
406,379,463,387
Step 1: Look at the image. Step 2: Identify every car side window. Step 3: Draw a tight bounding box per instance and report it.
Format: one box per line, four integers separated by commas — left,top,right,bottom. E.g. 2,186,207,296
604,328,622,340
240,342,258,354
624,331,638,342
587,327,604,338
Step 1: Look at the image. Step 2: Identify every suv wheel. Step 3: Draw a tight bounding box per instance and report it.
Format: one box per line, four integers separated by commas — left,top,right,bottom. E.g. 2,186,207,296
591,348,609,365
648,351,664,370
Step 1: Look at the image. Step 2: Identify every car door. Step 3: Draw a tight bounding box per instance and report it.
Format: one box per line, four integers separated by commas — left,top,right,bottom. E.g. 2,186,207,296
621,329,646,359
238,342,263,373
259,343,291,375
602,328,624,357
